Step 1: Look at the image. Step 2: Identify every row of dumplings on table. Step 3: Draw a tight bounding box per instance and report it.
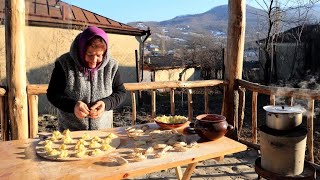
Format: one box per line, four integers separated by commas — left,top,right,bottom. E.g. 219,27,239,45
42,129,118,158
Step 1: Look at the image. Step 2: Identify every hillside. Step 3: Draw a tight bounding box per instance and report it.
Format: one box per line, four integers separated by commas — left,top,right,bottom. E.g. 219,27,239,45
128,5,266,44
128,4,320,49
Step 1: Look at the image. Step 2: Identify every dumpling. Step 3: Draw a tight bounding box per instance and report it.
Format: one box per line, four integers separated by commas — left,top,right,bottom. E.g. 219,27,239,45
101,144,112,151
48,149,60,156
62,135,73,144
90,149,102,156
62,129,71,136
60,144,67,150
92,136,102,142
82,133,91,140
75,150,86,158
58,150,69,158
89,141,101,149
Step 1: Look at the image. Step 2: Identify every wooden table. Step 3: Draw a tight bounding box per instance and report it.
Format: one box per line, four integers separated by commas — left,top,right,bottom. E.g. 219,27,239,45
0,124,247,180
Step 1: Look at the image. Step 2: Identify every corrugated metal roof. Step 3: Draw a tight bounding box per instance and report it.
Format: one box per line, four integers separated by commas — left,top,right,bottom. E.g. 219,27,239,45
0,0,147,36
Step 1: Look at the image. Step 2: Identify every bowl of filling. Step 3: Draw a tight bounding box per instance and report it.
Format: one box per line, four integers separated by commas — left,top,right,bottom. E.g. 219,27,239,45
154,115,189,130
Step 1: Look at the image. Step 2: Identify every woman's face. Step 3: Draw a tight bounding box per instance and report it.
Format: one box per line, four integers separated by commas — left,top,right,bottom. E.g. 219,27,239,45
84,46,105,68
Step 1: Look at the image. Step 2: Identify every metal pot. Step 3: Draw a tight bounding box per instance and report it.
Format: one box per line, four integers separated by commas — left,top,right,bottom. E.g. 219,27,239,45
263,105,305,130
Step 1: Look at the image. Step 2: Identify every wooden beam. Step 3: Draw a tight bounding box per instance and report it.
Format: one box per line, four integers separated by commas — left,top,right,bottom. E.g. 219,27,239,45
5,0,29,140
204,87,209,114
187,89,193,121
124,80,226,91
170,88,175,115
224,0,246,138
307,99,314,162
252,91,258,144
238,79,320,100
151,90,156,119
130,91,136,125
28,95,38,138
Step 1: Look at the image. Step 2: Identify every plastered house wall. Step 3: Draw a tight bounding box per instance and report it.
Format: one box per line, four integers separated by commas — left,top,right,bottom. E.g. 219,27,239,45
0,26,140,113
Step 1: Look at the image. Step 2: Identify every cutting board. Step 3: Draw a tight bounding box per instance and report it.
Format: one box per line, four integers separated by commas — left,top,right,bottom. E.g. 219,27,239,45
36,130,120,161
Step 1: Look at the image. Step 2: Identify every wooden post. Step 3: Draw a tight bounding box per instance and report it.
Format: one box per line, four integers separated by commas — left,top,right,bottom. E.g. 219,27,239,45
252,91,258,144
307,99,314,162
270,95,276,105
5,0,29,140
151,90,156,119
204,87,209,114
170,88,175,115
238,87,245,136
187,89,193,121
28,95,38,138
130,91,137,125
0,96,9,141
224,0,246,138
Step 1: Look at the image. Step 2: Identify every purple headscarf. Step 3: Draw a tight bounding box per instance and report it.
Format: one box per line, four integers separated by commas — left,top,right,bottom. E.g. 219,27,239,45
78,26,108,80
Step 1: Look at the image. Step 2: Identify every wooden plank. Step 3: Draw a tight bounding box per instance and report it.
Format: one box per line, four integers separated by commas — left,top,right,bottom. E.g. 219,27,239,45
0,126,247,179
287,96,294,106
175,166,183,180
238,87,245,136
130,91,136,125
221,86,226,115
252,92,258,144
0,97,5,140
238,79,320,100
187,89,193,121
5,0,29,140
307,99,314,162
26,81,227,95
124,80,226,91
204,87,209,114
170,88,175,115
151,90,156,119
27,84,48,95
270,95,275,106
28,95,38,138
181,162,197,180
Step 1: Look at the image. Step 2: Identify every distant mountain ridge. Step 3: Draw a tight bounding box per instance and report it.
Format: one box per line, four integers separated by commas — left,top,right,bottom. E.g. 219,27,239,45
128,4,320,47
128,5,266,39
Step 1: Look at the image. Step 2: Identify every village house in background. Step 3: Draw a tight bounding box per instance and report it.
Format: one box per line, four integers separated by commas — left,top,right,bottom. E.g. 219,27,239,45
142,55,201,84
257,24,320,83
0,0,150,113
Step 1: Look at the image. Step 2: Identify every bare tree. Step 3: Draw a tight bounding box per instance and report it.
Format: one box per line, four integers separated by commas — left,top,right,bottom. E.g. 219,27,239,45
176,35,224,80
253,0,319,84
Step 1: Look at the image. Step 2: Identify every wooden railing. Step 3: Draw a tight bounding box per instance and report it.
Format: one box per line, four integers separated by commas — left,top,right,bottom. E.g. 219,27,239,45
237,79,320,163
24,80,226,139
1,79,319,166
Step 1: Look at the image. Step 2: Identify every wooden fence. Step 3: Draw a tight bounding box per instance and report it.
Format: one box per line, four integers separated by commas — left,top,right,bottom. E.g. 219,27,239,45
0,79,319,165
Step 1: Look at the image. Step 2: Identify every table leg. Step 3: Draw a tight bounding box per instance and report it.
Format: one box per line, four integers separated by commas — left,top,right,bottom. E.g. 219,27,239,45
214,155,224,161
181,162,198,180
175,166,183,180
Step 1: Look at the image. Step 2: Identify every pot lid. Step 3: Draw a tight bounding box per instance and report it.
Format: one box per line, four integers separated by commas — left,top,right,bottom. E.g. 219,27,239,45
263,105,305,114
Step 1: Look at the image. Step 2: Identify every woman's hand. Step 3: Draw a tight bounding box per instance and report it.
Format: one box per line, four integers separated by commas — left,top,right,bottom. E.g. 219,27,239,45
74,101,90,119
89,101,105,119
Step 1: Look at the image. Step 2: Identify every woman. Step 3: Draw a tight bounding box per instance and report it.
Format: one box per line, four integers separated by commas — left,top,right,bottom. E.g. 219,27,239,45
47,26,126,131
